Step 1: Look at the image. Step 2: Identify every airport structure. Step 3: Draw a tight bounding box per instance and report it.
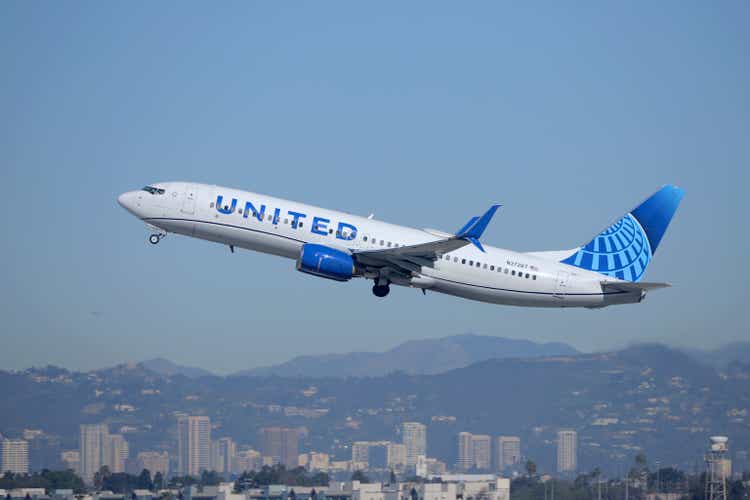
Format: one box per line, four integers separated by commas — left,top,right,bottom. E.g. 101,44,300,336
705,436,730,500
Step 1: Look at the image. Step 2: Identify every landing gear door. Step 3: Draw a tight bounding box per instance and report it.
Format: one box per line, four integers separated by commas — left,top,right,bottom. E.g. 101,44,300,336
181,186,196,215
554,271,569,298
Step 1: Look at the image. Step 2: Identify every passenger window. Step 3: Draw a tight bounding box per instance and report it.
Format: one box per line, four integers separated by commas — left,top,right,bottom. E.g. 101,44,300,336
387,242,392,247
462,259,466,264
268,215,272,221
512,270,516,276
504,268,509,274
299,222,304,228
210,202,215,208
525,273,530,279
533,275,537,280
469,260,474,266
476,262,480,268
363,236,368,242
380,240,384,246
238,209,243,214
490,265,494,271
284,219,289,224
483,264,488,269
454,257,458,263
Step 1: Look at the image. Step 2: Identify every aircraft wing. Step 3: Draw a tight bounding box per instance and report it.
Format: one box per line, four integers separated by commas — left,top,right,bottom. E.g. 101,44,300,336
353,204,500,276
601,281,671,293
354,238,471,274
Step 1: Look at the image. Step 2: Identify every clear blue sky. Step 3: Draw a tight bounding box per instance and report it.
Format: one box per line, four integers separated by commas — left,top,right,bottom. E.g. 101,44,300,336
1,1,747,373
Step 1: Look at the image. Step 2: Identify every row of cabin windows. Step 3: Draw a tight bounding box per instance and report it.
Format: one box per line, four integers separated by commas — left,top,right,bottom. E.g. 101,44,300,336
362,236,402,248
209,202,535,278
442,254,537,280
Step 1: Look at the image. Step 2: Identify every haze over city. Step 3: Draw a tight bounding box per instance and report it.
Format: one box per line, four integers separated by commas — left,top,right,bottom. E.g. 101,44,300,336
1,1,748,374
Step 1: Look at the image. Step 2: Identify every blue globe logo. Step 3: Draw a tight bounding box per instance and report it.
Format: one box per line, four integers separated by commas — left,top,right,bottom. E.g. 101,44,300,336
562,213,652,282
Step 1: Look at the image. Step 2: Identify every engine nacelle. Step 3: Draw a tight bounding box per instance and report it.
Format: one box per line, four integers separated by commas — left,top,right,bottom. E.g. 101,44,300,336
296,243,355,282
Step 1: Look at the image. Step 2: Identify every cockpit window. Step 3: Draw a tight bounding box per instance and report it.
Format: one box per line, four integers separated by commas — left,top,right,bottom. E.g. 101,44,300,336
142,186,165,195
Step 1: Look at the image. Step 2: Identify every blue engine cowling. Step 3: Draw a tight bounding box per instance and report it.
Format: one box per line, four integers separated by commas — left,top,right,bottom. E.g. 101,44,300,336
296,243,355,282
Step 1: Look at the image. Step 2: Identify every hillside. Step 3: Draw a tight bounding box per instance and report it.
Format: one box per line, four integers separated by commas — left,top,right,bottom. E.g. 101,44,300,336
235,334,579,377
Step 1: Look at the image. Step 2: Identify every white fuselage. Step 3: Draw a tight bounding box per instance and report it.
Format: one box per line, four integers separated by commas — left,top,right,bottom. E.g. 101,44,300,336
118,182,642,308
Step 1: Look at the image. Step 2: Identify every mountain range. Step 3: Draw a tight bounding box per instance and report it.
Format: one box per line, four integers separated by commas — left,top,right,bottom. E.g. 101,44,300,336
233,334,579,377
3,343,749,476
135,336,750,379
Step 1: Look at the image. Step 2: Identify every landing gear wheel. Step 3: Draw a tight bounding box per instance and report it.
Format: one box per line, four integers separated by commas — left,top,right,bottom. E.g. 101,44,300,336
149,234,161,245
372,284,390,297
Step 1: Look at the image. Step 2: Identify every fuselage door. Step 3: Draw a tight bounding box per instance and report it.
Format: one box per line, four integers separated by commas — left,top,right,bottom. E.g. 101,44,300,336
181,187,196,215
554,271,569,298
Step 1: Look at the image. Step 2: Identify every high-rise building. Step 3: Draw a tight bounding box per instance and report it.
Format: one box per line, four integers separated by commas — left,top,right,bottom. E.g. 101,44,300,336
496,436,521,470
1,439,29,474
401,422,426,467
556,430,577,473
136,451,169,477
231,449,261,474
457,432,474,471
259,427,298,468
177,416,211,476
61,450,81,475
386,443,407,471
210,437,236,474
80,424,109,482
307,452,330,472
472,435,491,470
106,434,129,473
352,442,370,470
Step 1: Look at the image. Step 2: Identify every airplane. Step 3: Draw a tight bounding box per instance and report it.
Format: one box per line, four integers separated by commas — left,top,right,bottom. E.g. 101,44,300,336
118,183,683,308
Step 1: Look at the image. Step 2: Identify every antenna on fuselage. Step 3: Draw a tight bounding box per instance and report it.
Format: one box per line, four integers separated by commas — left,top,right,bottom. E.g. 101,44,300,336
367,213,374,219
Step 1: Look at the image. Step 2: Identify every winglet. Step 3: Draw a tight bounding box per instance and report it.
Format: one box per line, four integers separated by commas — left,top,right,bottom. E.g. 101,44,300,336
455,205,501,252
455,216,479,237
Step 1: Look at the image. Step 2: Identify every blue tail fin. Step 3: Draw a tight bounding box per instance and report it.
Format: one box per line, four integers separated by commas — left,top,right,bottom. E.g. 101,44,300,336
560,185,684,282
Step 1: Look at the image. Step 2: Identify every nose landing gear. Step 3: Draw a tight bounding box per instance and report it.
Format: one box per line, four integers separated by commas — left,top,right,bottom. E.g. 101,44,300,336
148,233,165,245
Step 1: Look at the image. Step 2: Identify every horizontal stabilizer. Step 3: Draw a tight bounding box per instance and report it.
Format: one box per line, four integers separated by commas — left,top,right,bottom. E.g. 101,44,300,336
601,281,671,293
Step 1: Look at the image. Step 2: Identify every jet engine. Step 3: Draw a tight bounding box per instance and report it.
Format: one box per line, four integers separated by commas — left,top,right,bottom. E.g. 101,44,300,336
296,243,355,282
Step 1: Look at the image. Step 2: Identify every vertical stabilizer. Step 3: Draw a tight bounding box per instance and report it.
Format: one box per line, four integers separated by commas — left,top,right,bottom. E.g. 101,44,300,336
560,185,684,282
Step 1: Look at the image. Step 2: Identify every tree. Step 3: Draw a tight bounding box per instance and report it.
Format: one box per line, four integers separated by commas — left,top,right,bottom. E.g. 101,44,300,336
351,470,370,484
94,466,111,491
525,460,537,478
200,470,222,487
137,469,153,490
153,472,164,490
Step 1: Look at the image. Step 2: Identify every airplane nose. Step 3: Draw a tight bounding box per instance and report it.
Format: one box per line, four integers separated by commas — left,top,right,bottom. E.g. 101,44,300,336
117,191,138,214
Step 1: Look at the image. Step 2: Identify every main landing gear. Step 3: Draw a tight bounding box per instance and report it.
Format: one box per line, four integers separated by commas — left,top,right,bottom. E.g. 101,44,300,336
372,278,390,298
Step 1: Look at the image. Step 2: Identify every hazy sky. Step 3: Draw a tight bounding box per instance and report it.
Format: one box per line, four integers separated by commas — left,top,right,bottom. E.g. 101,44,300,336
1,2,747,373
